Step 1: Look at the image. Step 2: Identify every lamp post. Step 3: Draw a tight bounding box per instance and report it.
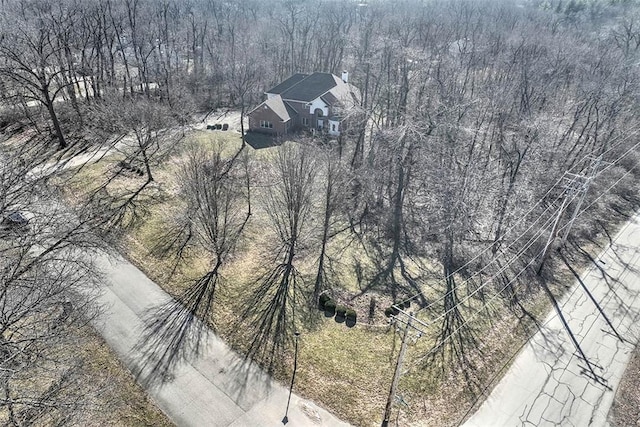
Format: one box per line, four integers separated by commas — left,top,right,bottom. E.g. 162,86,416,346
282,331,301,425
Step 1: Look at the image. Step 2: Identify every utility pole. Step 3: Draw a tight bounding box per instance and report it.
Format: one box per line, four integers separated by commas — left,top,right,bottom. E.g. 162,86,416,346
381,313,413,427
537,170,586,274
538,155,609,274
536,191,571,275
560,155,604,245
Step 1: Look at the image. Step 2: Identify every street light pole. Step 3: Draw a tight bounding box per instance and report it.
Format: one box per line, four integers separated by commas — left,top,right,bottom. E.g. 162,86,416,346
282,331,301,425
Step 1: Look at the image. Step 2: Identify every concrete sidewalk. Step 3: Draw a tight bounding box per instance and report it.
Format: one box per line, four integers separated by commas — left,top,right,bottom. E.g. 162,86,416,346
464,214,640,426
91,251,351,427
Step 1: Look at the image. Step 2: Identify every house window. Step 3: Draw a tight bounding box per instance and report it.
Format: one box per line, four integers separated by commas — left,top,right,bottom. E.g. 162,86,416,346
260,120,273,129
332,124,336,131
302,117,309,126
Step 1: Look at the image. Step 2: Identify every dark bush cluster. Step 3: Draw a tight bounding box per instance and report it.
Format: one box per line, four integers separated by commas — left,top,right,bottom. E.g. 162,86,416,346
323,299,336,313
318,294,357,325
384,299,412,317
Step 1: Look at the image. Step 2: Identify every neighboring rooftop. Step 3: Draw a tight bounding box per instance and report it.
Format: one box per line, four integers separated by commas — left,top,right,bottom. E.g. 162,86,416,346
266,72,347,103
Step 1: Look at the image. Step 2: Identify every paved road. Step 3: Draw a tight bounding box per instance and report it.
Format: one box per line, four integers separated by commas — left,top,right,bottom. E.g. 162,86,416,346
91,251,350,427
464,214,640,426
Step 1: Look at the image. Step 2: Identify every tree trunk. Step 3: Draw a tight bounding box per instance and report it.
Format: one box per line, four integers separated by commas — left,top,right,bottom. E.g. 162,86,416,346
42,83,67,150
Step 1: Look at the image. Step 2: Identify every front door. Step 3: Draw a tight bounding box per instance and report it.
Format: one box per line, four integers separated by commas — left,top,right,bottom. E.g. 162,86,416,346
317,119,324,129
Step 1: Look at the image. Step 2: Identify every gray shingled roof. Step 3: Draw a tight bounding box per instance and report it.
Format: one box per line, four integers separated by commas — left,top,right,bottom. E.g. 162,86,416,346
253,73,360,122
280,73,339,102
266,73,308,95
249,96,294,121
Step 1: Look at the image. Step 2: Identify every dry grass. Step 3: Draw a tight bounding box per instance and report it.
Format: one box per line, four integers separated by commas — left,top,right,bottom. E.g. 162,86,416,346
0,321,171,426
77,324,174,426
609,345,640,426
59,128,631,427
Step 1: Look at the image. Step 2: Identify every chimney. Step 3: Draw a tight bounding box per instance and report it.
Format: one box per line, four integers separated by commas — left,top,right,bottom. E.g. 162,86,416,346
341,70,349,83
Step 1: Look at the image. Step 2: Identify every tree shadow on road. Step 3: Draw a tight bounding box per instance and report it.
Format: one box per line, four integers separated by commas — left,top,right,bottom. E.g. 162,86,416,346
131,273,218,388
131,278,278,409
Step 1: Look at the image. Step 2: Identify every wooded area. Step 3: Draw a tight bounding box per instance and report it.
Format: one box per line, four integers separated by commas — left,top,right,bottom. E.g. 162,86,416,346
2,0,640,425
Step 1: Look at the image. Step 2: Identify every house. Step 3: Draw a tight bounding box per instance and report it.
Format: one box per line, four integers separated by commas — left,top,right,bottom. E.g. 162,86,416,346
247,71,360,137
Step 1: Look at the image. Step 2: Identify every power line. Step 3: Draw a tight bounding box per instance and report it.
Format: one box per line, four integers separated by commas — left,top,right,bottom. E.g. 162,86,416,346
400,187,566,313
410,182,580,319
397,126,640,317
379,134,640,423
397,151,634,343
399,204,563,329
405,159,638,368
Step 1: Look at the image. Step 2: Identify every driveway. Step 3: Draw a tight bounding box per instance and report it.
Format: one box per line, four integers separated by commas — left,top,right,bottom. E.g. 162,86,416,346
463,214,640,426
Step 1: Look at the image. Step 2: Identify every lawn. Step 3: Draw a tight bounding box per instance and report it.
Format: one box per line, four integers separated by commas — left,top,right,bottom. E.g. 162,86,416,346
76,324,174,426
59,126,620,426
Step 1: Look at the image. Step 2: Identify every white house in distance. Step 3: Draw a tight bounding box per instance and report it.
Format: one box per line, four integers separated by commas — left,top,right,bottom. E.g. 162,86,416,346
247,71,361,137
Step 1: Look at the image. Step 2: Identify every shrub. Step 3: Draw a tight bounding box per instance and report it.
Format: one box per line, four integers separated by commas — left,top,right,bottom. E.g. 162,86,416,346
324,299,336,313
384,307,394,317
402,300,411,309
319,293,331,307
336,305,347,317
346,309,357,320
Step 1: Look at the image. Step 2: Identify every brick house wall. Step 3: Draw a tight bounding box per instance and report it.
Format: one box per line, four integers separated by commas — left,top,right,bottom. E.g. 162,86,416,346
248,106,287,135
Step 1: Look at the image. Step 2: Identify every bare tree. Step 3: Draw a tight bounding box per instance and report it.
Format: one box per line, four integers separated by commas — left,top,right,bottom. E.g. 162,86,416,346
133,141,251,384
0,1,80,149
240,143,316,371
0,145,105,426
83,96,186,228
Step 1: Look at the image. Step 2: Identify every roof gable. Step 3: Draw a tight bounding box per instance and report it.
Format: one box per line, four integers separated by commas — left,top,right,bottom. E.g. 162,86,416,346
253,72,360,121
249,96,293,121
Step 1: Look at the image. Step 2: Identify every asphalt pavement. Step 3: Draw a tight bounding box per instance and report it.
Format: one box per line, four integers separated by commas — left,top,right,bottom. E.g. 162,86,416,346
91,251,351,427
463,214,640,426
